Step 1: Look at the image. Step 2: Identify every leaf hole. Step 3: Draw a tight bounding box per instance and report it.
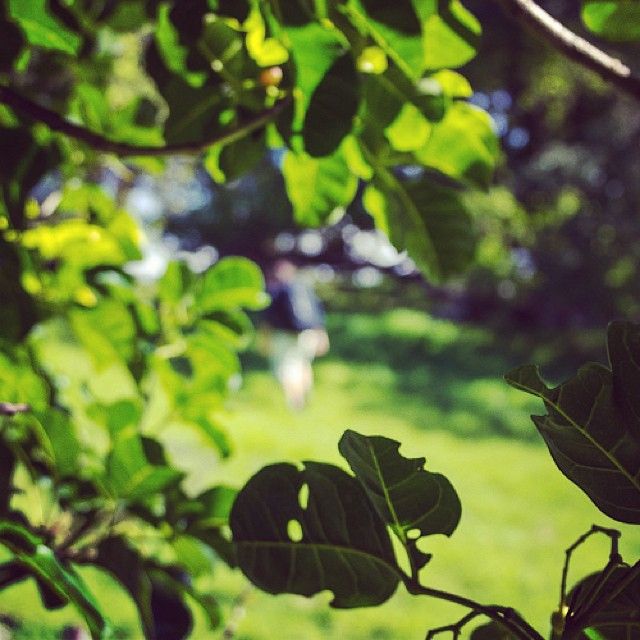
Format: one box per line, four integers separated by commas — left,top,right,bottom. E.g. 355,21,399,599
407,528,421,540
287,519,303,542
298,483,309,510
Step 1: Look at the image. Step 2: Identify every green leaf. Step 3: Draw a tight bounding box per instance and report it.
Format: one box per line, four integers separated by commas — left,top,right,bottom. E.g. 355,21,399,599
284,22,349,152
303,52,360,157
338,430,460,572
8,0,81,54
341,0,424,79
566,565,640,639
195,257,269,313
363,173,475,281
505,321,640,523
107,431,183,502
416,102,499,189
0,521,111,639
418,0,481,70
283,147,358,226
470,621,518,640
231,462,401,607
582,1,640,41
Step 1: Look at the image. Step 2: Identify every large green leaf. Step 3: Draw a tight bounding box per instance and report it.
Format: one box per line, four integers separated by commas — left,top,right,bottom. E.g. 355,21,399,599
363,172,476,281
417,0,481,70
8,0,81,54
505,321,640,523
283,146,358,226
581,1,640,41
416,102,499,189
566,564,640,639
230,462,400,607
195,257,269,313
0,521,111,639
303,52,360,157
338,430,460,572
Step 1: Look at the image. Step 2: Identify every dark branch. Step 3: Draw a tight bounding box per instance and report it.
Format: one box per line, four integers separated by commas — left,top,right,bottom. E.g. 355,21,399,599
0,84,292,157
498,0,640,101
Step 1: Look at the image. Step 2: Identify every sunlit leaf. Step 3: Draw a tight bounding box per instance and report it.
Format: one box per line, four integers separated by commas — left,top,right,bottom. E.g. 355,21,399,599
231,462,400,607
8,0,81,54
283,147,358,226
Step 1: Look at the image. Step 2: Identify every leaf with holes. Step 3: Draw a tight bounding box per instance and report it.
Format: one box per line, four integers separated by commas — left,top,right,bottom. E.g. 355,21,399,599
338,430,460,573
230,462,400,608
505,321,640,523
565,564,640,639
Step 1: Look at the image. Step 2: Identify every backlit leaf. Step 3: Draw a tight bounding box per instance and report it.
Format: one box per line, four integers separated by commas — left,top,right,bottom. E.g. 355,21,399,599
339,430,461,571
505,321,640,523
582,1,640,41
231,462,400,607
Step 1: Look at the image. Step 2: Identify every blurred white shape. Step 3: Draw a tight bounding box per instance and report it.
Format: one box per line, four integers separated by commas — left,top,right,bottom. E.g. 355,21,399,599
352,266,383,288
314,263,335,283
297,230,324,256
497,280,517,299
274,231,296,253
394,257,417,276
125,236,171,282
181,245,219,273
126,184,164,223
349,229,404,268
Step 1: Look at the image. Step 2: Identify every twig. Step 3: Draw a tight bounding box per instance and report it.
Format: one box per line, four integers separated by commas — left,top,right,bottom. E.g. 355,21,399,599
0,85,292,157
559,525,622,612
425,610,483,640
498,0,640,101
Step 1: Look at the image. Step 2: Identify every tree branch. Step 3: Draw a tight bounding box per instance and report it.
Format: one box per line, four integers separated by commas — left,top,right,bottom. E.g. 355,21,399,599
498,0,640,101
0,84,292,157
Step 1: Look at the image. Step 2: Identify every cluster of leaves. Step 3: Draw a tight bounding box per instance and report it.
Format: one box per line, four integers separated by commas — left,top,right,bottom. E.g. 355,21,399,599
0,0,503,283
231,321,640,640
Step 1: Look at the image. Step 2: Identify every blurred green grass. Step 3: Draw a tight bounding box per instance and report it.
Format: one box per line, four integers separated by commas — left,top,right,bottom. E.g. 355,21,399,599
3,310,639,639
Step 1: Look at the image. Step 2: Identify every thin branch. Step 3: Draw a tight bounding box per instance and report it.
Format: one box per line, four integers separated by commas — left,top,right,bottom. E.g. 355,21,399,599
403,576,545,640
498,0,640,101
0,84,292,157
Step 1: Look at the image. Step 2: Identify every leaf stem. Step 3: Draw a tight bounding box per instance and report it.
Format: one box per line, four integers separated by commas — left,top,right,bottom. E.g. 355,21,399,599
0,85,292,157
403,576,545,640
497,0,640,102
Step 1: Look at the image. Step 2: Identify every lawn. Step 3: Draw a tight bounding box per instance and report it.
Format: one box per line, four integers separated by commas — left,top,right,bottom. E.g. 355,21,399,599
3,309,639,639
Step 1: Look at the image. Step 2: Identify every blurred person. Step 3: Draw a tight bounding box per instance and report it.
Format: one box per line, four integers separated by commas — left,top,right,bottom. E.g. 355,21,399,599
262,260,329,410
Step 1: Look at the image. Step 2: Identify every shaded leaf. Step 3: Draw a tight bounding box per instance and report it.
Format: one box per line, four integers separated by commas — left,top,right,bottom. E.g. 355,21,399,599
303,52,360,157
566,564,640,639
471,620,518,640
363,173,475,281
505,321,640,523
339,430,460,571
231,462,400,607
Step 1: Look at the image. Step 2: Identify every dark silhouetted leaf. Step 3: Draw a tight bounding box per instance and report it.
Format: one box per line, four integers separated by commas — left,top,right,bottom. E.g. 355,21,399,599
231,462,400,607
303,52,360,157
566,564,640,639
471,620,518,640
505,321,640,523
339,430,460,572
